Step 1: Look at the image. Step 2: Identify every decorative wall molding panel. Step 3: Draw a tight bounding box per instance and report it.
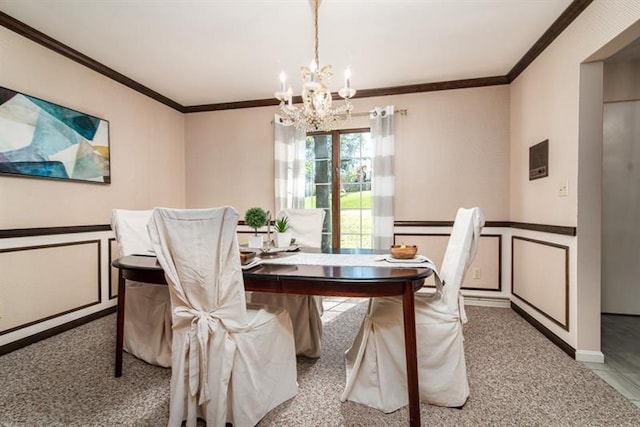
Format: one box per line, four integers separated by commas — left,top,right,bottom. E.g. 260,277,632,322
512,236,570,330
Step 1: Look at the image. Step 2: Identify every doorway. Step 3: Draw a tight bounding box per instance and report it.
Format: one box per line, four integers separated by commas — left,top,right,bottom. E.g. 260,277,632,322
598,38,640,402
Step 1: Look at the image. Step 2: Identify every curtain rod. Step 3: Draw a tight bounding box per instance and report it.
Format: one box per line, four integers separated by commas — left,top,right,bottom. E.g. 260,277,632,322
271,108,407,124
351,108,408,117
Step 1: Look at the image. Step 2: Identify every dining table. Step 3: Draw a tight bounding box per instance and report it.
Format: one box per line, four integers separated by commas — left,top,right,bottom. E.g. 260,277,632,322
111,248,433,427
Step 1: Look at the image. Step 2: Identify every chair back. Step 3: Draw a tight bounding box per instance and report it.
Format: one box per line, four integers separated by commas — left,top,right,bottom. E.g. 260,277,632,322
278,208,325,248
111,209,154,256
147,207,248,326
439,207,484,312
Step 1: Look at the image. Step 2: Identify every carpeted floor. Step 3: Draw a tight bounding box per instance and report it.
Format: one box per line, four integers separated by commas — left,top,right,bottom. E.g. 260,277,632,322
1,303,638,426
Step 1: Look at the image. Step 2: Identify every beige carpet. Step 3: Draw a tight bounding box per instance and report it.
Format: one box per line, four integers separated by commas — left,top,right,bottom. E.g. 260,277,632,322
0,303,638,426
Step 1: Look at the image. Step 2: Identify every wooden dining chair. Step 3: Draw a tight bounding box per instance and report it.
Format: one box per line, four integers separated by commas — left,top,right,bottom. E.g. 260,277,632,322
341,207,484,412
147,206,298,427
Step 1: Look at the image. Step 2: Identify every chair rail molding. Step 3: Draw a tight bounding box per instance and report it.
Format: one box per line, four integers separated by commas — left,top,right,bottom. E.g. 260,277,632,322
1,220,580,360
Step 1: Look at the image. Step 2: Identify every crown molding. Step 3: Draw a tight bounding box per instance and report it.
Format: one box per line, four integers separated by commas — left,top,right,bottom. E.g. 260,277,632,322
507,0,594,82
1,0,593,113
183,76,511,112
0,11,185,113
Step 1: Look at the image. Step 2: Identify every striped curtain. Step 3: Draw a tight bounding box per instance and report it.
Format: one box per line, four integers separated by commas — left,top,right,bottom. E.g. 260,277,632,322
274,115,306,213
371,106,395,250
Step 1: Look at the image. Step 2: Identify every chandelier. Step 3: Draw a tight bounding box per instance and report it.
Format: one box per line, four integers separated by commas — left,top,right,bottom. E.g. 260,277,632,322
274,0,356,132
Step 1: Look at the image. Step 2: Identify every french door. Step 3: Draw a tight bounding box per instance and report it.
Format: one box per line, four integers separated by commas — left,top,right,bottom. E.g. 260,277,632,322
305,128,372,249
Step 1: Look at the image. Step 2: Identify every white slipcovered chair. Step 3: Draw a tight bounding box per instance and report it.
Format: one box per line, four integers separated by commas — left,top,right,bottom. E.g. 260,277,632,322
341,207,484,412
248,208,325,357
279,208,325,248
147,206,298,427
110,209,172,367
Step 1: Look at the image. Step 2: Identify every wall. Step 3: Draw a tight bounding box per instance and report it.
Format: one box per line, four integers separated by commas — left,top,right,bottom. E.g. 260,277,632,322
185,87,511,222
0,27,186,347
509,0,640,357
185,86,512,302
4,0,640,358
185,105,276,213
0,27,186,227
602,59,640,315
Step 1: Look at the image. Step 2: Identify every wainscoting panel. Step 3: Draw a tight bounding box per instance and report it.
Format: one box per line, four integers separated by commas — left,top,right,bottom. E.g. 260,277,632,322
512,236,569,330
0,241,101,334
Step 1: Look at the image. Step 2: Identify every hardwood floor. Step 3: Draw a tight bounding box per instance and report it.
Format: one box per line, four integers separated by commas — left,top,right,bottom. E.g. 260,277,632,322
584,314,640,408
321,297,368,323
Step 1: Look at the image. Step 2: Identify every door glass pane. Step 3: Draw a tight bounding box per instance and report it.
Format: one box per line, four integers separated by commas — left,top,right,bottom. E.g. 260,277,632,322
339,132,372,249
305,134,332,248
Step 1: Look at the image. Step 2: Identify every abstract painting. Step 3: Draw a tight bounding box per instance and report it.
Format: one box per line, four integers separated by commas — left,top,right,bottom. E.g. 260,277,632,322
0,86,110,183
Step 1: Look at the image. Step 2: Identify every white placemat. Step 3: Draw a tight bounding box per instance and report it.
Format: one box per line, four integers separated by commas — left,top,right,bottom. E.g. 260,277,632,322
241,258,262,270
258,252,436,270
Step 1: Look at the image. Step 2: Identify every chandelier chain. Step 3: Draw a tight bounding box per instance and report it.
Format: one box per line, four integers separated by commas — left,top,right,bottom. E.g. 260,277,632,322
274,0,356,132
313,0,319,65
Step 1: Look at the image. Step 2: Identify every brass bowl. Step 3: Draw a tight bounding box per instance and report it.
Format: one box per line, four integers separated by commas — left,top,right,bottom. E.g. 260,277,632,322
390,245,418,259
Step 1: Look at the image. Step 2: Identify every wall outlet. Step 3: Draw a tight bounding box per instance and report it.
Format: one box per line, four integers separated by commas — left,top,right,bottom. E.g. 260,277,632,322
559,180,569,197
472,268,481,279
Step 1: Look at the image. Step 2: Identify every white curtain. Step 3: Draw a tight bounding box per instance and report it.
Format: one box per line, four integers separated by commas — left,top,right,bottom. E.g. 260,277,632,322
274,115,307,213
370,106,395,250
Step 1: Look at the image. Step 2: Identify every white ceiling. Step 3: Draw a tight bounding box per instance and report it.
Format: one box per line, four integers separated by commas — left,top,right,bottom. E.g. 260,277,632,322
0,0,574,107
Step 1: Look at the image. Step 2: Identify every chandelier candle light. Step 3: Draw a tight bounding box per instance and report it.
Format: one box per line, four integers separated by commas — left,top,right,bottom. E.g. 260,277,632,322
275,0,356,132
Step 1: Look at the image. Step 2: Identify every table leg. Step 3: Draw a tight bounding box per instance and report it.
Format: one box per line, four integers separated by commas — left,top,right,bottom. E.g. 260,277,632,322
402,281,420,427
115,270,126,377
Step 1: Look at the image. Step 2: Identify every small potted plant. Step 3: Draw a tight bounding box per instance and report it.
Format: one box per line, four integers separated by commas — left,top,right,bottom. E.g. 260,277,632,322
274,215,292,248
245,207,268,248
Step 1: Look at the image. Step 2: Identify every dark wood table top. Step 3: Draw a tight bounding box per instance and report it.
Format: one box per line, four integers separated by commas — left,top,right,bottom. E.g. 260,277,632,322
113,250,432,297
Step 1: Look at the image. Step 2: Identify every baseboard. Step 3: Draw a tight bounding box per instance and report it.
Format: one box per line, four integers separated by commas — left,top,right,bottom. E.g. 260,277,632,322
576,350,605,363
0,306,116,356
511,302,576,359
464,296,511,308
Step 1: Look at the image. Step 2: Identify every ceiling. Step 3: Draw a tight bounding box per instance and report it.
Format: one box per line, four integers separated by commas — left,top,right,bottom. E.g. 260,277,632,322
606,37,640,62
0,0,577,109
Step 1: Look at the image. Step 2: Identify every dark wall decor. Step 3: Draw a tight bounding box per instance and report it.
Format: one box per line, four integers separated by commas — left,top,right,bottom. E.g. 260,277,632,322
529,139,549,180
0,86,110,183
